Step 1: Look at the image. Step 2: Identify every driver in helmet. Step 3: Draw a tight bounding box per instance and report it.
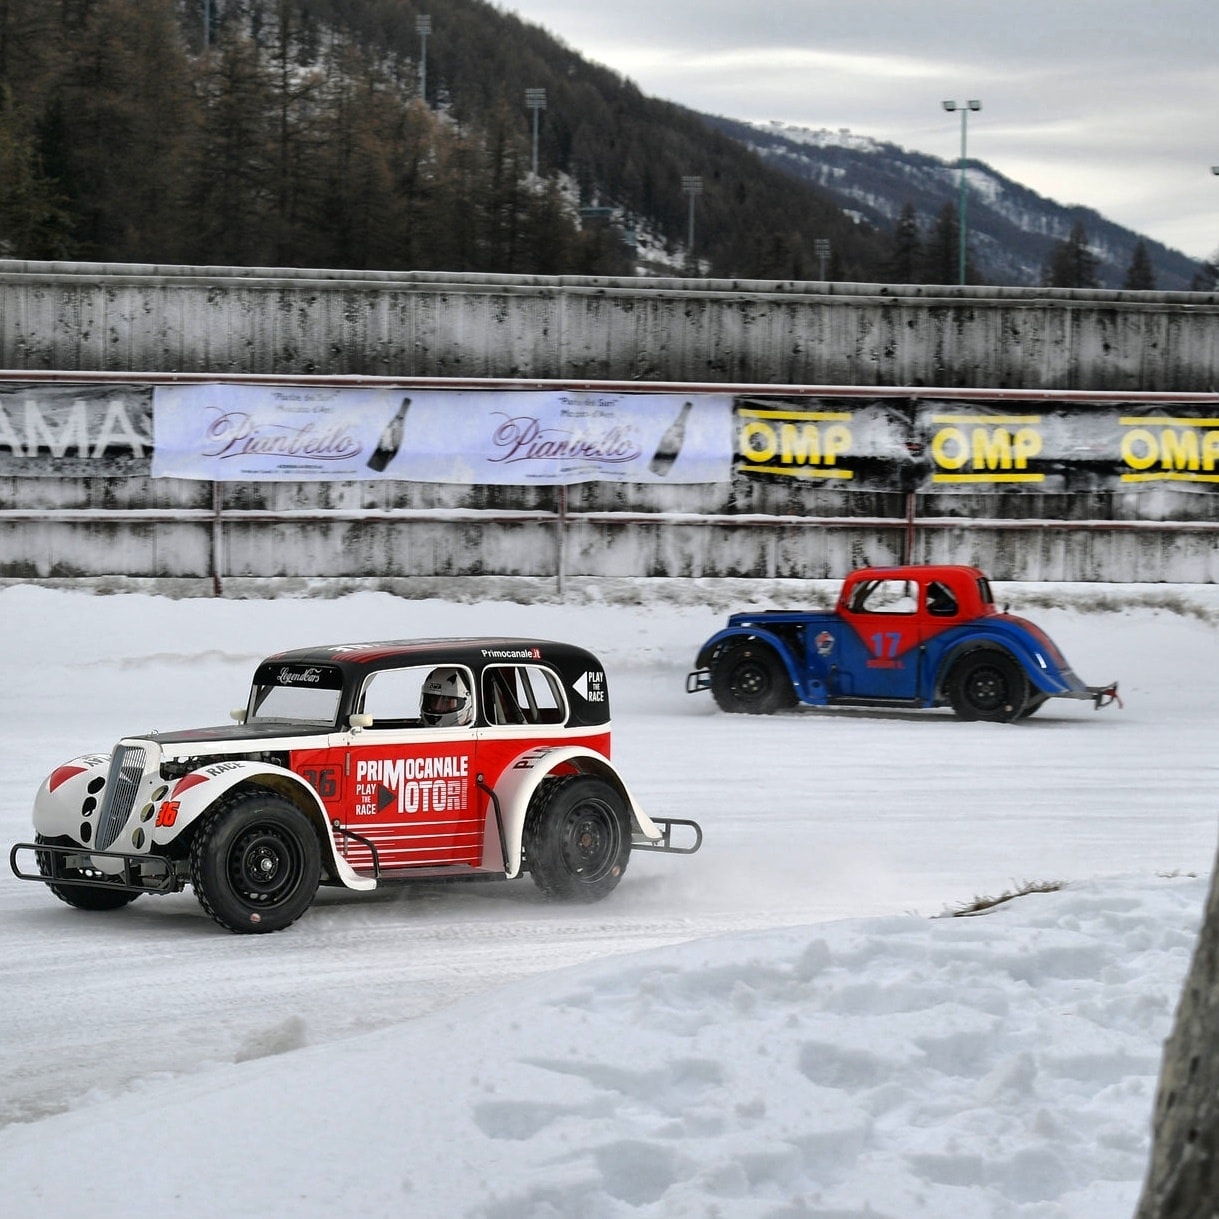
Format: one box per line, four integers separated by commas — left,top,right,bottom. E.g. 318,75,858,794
420,667,474,727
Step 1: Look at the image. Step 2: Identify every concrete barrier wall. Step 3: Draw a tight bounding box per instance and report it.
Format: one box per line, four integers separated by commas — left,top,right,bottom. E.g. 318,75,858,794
3,260,1218,390
2,261,1219,588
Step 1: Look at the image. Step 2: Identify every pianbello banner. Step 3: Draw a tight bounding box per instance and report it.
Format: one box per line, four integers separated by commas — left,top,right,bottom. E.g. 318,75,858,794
151,384,734,484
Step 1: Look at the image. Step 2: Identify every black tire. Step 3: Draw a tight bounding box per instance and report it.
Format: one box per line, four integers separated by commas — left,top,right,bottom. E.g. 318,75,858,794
947,651,1029,723
523,775,631,903
709,641,798,715
35,834,142,911
189,790,321,934
1019,694,1049,719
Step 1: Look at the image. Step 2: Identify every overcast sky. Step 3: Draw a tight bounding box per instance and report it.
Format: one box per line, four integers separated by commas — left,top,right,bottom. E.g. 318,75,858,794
501,0,1219,262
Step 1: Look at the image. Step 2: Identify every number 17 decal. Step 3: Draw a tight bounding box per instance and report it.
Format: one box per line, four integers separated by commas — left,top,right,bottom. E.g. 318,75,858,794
870,631,903,659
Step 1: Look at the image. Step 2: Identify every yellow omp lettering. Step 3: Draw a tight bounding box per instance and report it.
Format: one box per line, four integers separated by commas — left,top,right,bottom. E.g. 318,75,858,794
1121,427,1157,470
930,427,969,470
971,426,1042,471
1119,417,1219,483
929,415,1044,483
773,421,853,465
1160,428,1200,471
738,410,855,479
741,419,776,463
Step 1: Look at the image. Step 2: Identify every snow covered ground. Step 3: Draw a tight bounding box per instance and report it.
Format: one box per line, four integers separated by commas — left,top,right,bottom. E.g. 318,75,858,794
1,578,1216,1218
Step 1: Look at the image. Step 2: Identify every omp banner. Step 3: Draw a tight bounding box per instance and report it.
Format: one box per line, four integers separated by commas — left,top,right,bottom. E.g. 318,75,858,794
735,397,1219,494
152,384,734,484
914,402,1219,493
0,384,152,475
733,397,916,490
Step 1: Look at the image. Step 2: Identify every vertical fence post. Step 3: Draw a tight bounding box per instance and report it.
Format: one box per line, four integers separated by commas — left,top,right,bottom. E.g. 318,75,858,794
211,481,224,597
555,485,567,597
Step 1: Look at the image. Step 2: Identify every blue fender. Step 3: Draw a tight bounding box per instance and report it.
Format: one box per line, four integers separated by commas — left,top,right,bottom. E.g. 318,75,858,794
927,621,1085,701
693,626,807,691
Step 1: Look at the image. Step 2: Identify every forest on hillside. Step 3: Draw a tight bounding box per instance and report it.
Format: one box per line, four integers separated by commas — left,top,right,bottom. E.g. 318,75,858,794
0,0,1187,288
0,0,893,279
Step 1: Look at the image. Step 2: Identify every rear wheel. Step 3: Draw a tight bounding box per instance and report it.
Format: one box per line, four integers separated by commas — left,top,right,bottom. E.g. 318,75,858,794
947,651,1028,723
523,775,631,903
710,641,798,715
35,834,141,911
189,790,321,934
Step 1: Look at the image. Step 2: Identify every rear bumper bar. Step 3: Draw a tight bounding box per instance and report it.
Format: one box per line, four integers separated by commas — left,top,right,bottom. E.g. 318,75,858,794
634,817,703,855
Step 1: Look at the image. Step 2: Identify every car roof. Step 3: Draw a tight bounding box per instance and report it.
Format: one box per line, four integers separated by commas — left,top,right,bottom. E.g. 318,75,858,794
845,564,988,583
259,637,603,677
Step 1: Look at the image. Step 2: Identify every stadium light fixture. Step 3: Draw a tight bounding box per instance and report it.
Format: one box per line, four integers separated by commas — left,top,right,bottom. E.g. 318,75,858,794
942,99,982,285
526,88,547,176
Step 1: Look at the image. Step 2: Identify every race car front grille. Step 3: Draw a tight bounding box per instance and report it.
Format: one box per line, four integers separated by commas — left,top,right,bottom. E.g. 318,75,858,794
95,745,149,850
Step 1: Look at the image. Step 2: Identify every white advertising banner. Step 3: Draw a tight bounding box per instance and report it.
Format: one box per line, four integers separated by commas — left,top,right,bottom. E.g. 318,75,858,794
152,384,733,484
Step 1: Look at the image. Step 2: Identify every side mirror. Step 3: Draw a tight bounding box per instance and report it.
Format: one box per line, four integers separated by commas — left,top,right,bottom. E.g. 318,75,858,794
230,708,247,723
348,713,373,729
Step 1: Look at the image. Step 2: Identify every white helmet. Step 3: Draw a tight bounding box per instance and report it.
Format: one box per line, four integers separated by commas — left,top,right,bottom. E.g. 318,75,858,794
420,667,473,727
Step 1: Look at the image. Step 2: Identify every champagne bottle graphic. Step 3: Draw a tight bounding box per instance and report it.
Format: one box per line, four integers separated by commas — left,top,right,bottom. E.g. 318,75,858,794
649,400,692,476
366,396,411,472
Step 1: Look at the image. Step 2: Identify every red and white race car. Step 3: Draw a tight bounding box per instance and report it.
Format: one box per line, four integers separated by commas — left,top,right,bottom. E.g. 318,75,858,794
11,637,701,933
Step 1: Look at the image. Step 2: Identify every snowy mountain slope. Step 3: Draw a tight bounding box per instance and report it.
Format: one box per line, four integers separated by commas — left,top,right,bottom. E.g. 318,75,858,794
703,115,1202,290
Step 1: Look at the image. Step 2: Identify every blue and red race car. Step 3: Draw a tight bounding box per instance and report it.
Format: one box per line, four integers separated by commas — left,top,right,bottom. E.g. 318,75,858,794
686,564,1119,722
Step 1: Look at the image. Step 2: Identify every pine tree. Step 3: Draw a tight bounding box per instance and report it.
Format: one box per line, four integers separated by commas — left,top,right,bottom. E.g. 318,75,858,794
1044,220,1100,288
883,202,921,283
50,0,198,262
919,204,959,285
1122,239,1155,290
1189,258,1218,292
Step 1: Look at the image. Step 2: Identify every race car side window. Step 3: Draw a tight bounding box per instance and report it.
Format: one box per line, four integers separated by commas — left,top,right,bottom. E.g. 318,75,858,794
358,665,475,729
482,664,567,726
850,579,917,614
925,581,959,616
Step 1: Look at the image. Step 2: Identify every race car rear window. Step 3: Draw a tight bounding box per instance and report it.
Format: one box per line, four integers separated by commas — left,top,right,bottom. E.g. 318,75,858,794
482,664,566,726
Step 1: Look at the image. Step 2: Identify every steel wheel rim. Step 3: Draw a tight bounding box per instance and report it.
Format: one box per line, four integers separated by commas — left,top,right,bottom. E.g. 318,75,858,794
227,824,306,908
559,799,621,881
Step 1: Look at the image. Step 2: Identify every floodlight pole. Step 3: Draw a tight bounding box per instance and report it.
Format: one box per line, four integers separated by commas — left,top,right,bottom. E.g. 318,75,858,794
526,88,547,176
682,175,703,265
942,99,981,285
815,238,830,280
416,16,432,105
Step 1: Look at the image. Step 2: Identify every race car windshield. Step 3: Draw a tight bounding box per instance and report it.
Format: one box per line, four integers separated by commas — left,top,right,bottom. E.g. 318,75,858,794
247,662,344,725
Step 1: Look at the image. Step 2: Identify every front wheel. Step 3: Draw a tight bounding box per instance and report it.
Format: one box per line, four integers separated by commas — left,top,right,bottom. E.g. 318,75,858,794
189,790,321,934
946,651,1029,723
523,776,631,903
709,641,798,715
35,834,142,911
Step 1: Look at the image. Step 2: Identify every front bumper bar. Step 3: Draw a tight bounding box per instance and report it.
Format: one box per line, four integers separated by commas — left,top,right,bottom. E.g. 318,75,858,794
10,841,179,894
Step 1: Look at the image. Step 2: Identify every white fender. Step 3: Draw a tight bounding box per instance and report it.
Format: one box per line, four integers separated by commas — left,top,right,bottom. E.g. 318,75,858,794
152,760,376,892
487,745,664,879
32,753,113,839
